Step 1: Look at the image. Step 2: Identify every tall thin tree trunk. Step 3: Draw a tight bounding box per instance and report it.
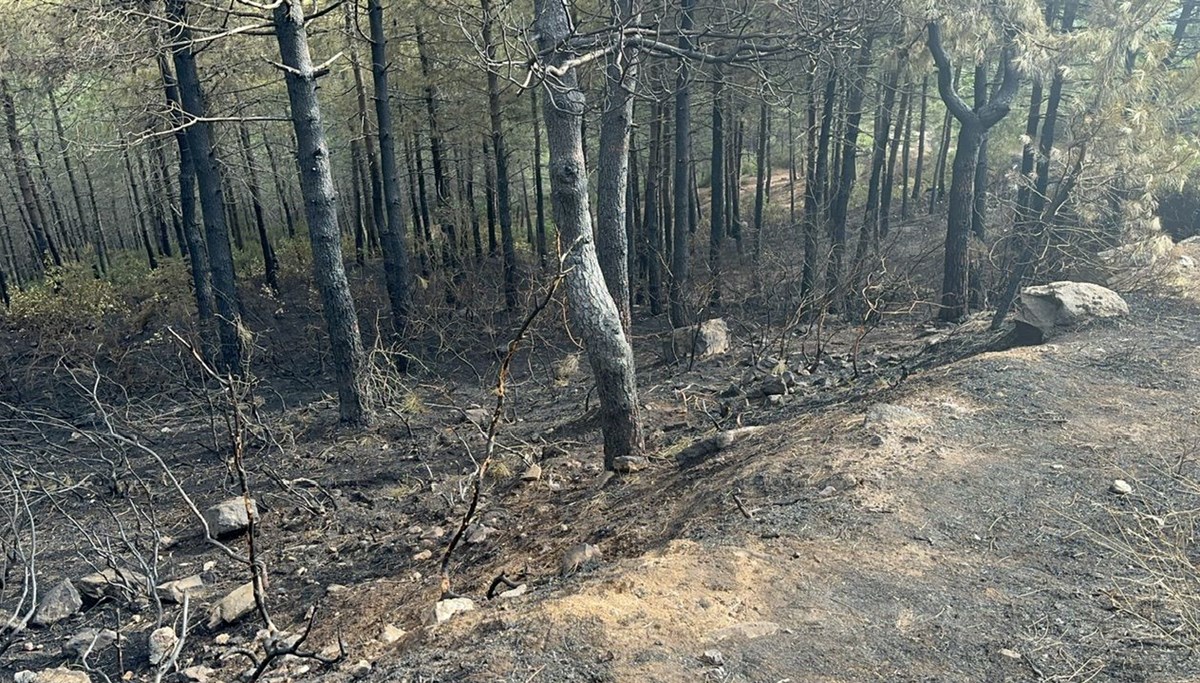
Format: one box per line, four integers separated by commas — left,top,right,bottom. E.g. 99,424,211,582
752,98,768,257
669,0,695,327
531,88,549,267
237,121,279,291
272,0,370,425
536,0,644,469
482,137,498,257
416,22,459,276
708,75,725,304
366,0,414,336
826,40,872,311
881,85,909,238
2,76,57,270
911,74,928,204
48,89,104,273
480,0,518,308
644,98,664,316
165,0,242,370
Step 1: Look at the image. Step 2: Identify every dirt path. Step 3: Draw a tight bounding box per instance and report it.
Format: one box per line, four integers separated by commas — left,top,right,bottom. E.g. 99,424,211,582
371,302,1200,682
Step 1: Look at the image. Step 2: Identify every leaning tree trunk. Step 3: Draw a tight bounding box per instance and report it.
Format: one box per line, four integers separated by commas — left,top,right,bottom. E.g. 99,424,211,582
595,0,639,330
367,0,414,337
480,0,518,308
165,0,242,371
927,22,1020,321
535,0,645,469
272,0,370,426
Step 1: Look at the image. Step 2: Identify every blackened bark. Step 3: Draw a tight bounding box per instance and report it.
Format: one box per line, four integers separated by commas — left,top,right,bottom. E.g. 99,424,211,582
826,39,872,311
2,76,57,269
416,23,459,274
927,22,1020,321
752,98,768,257
644,99,664,316
535,0,644,469
272,0,370,425
48,89,104,273
911,74,928,204
482,137,498,256
801,71,835,300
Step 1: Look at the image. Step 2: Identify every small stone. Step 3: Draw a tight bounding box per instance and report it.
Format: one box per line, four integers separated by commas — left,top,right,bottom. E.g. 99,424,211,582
433,597,476,624
466,525,492,545
613,456,650,473
760,376,788,396
75,568,148,603
521,464,542,481
379,624,405,644
560,543,603,576
213,634,232,646
407,525,423,535
32,579,82,627
461,408,492,427
207,582,257,629
497,583,527,599
63,629,118,659
422,526,446,540
412,549,433,562
202,497,259,538
325,584,348,594
349,660,372,678
1110,479,1133,495
14,672,36,683
157,574,204,604
999,648,1022,660
148,626,178,665
181,666,214,683
21,670,90,683
700,649,725,666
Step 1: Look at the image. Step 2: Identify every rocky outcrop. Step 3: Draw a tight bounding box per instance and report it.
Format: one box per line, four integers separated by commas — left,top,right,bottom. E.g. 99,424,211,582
1014,282,1129,343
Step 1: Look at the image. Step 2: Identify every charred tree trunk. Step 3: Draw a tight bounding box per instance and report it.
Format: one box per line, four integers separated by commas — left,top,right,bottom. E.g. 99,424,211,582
416,22,459,276
480,0,518,308
237,122,279,291
752,98,768,257
668,0,695,327
708,76,725,304
482,137,498,257
595,0,638,328
535,0,644,469
801,70,836,301
2,76,57,269
531,88,549,268
367,0,415,336
272,0,370,425
48,89,105,273
644,98,664,316
927,23,1019,321
157,50,215,341
826,39,872,312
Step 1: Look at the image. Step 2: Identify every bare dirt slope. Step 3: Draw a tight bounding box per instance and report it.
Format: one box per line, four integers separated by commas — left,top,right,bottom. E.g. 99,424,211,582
363,300,1200,683
3,295,1199,683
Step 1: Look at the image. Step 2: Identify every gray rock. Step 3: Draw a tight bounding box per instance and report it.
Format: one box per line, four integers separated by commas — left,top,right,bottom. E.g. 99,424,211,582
156,574,205,604
700,649,725,666
348,660,372,679
560,543,603,576
32,580,82,627
202,497,258,538
63,629,117,659
379,624,406,644
666,318,730,362
461,408,492,427
1015,281,1129,343
181,666,214,683
433,597,476,624
1111,479,1133,495
75,567,148,603
19,669,90,683
760,376,788,396
148,626,178,665
521,463,542,481
498,583,528,599
207,582,257,629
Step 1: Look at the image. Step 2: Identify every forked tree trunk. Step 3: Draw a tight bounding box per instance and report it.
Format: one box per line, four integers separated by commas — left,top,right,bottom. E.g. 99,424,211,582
535,0,645,469
927,22,1019,321
272,0,370,425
